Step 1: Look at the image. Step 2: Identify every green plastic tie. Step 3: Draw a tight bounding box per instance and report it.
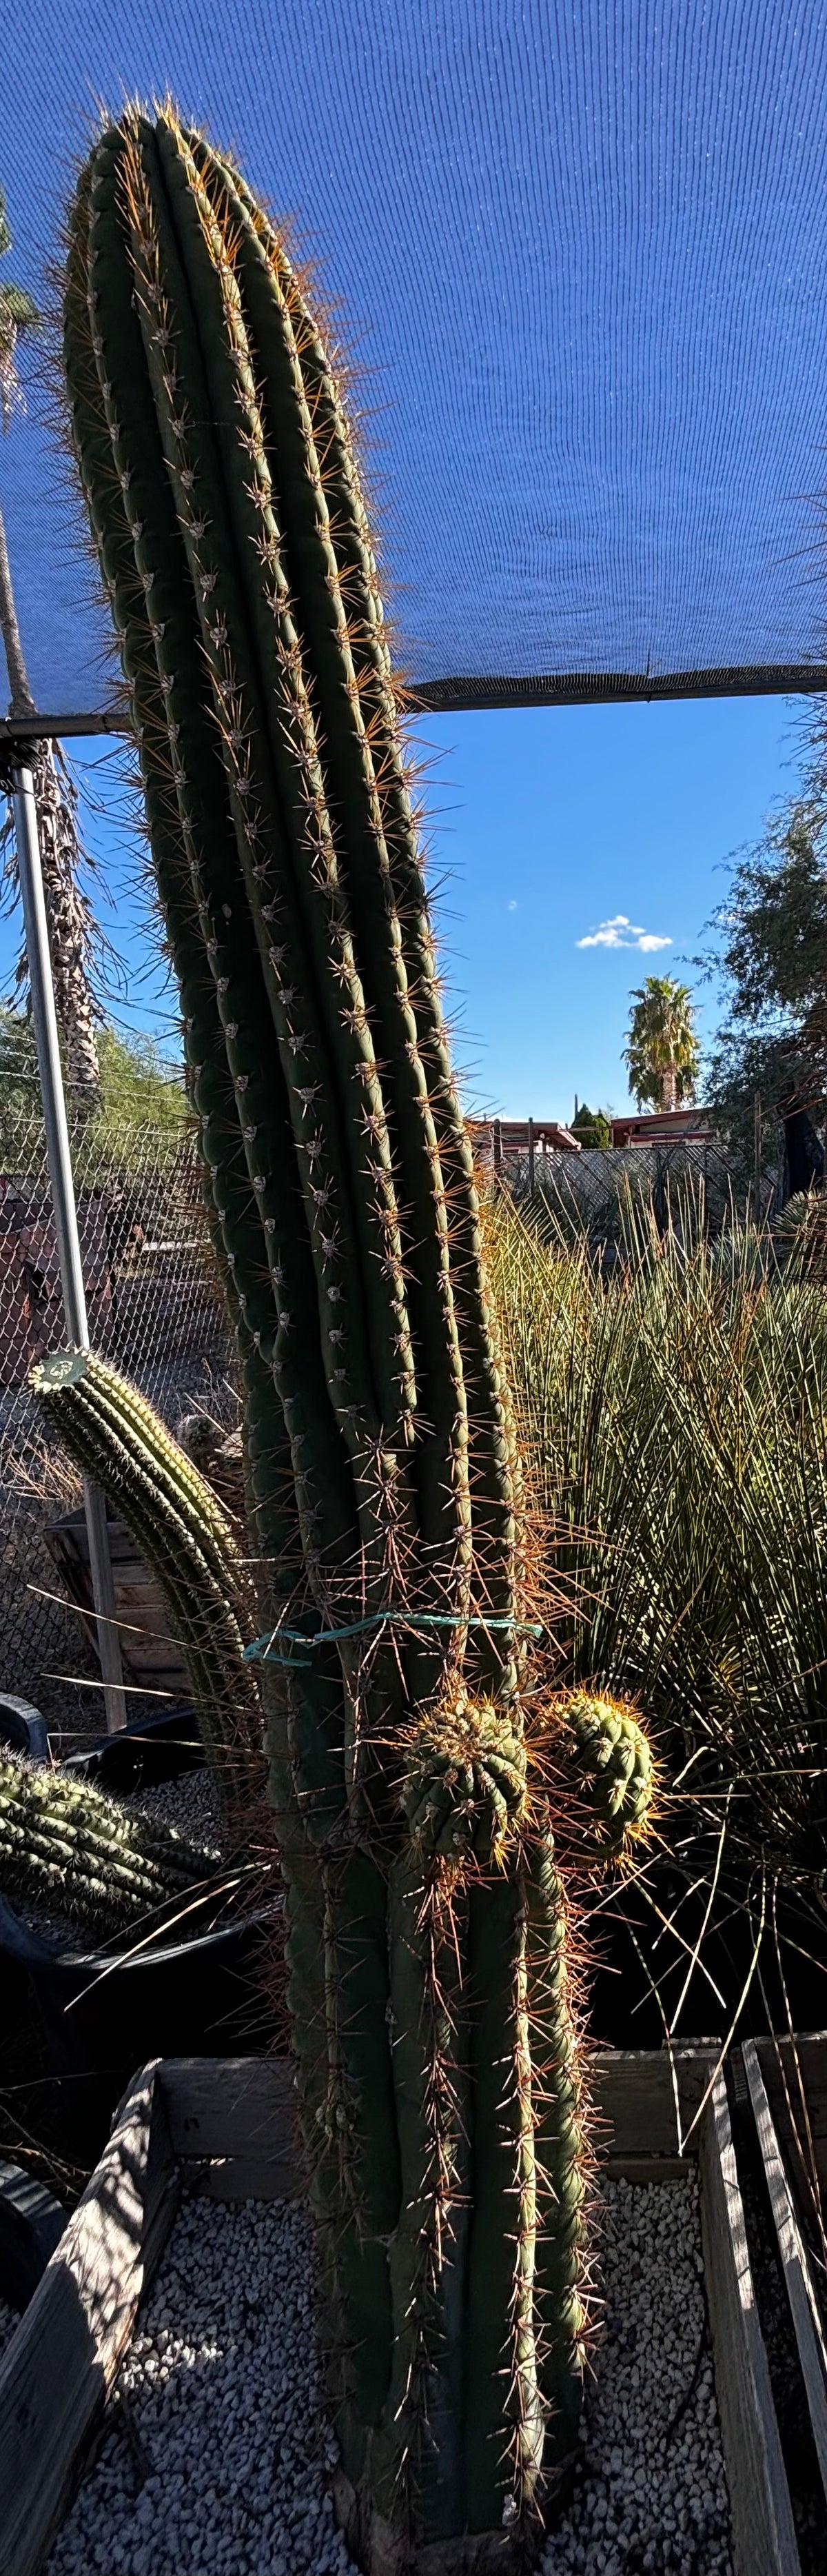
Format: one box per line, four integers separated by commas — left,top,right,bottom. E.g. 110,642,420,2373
244,1609,544,1667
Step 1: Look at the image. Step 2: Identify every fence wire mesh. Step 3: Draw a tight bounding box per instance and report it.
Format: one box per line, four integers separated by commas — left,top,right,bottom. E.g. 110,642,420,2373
481,1133,784,1252
0,1103,234,1741
0,1098,786,1744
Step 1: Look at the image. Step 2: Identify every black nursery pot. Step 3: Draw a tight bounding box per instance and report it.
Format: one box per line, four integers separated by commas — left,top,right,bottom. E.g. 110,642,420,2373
0,1694,50,1765
2,1704,280,2160
0,2158,66,2311
0,1894,278,2161
61,1700,205,1791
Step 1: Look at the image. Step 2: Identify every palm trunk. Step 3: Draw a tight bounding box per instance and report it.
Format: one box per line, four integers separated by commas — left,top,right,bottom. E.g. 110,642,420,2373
661,1063,677,1114
0,501,101,1114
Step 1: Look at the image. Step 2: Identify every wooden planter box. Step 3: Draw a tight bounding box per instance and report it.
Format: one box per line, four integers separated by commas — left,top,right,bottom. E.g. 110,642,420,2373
738,2036,827,2514
44,1508,188,1699
0,2047,808,2576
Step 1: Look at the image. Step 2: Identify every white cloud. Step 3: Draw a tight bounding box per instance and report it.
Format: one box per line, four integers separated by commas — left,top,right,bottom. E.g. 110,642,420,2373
507,898,518,911
577,913,672,953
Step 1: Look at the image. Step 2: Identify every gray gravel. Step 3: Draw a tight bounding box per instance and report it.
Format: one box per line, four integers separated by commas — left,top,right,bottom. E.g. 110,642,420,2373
124,1767,223,1851
45,2175,733,2576
47,2198,357,2576
541,2173,733,2576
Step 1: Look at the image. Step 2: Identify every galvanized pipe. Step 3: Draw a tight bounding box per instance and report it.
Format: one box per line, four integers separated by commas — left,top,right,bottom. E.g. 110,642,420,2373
11,761,127,1731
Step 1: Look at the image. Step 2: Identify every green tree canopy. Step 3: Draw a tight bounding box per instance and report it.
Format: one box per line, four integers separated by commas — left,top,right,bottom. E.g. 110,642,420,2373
0,1007,187,1166
571,1100,611,1148
622,975,700,1114
703,801,827,1160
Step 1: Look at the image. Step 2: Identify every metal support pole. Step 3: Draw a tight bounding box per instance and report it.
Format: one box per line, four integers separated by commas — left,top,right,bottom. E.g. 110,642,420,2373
11,762,127,1731
493,1117,502,1177
527,1115,535,1198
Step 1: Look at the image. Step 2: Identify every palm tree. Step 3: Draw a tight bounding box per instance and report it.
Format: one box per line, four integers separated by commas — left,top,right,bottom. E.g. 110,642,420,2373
623,974,700,1114
0,181,101,1114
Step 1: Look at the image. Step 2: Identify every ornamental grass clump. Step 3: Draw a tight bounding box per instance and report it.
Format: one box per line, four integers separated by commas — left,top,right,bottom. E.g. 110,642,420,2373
487,1187,827,1884
61,104,655,2570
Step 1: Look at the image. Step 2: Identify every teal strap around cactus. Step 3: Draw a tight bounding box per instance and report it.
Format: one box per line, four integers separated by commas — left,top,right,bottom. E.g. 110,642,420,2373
245,1609,544,1668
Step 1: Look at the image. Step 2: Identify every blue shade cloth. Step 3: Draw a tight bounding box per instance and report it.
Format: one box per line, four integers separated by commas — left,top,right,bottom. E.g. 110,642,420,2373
1,0,827,716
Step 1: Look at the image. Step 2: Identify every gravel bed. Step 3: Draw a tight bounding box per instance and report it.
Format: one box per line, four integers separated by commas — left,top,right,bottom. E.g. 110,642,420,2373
0,2298,21,2364
46,2173,733,2576
48,2198,357,2576
540,2174,733,2576
122,1768,223,1852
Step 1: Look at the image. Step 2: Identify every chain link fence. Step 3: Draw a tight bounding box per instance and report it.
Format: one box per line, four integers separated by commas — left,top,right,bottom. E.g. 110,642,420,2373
484,1133,785,1250
0,1103,234,1742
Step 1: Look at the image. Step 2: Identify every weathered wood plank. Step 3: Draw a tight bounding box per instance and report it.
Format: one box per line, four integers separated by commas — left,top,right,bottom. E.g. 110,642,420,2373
744,2042,827,2502
161,2051,715,2189
159,2055,300,2181
700,2069,801,2576
754,2035,827,2202
0,2061,179,2576
603,2155,691,2182
183,2153,300,2203
589,2044,716,2157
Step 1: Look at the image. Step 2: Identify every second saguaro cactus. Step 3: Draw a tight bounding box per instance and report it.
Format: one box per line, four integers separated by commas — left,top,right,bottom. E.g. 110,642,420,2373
62,110,651,2568
33,1350,262,1811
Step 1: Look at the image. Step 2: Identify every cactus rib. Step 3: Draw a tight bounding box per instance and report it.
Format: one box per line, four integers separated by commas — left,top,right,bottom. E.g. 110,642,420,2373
0,1752,219,1940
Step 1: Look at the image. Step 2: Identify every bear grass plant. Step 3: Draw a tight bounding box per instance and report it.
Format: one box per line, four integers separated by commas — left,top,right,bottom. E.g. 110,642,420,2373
61,103,656,2570
487,1185,827,1890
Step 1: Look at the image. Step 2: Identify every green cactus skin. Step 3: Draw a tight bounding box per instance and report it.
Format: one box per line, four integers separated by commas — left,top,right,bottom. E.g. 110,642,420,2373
32,1350,264,1811
0,1751,219,1941
64,110,584,2566
553,1693,656,1860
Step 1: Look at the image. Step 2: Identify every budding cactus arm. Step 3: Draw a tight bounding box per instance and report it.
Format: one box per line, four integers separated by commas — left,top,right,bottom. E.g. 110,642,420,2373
551,1691,657,1862
0,1753,219,1940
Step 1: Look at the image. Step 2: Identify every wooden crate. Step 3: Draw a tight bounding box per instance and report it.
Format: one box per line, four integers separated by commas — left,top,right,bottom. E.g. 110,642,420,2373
0,2048,804,2576
44,1507,188,1699
741,2035,827,2515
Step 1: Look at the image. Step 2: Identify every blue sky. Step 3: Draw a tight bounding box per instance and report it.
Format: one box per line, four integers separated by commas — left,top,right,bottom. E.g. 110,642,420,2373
0,690,802,1122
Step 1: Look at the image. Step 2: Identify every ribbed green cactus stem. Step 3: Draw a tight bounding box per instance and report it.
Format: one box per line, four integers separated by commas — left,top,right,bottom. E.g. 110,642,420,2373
62,155,299,1592
64,110,582,2570
0,1751,220,1940
32,1349,263,1811
551,1691,657,1862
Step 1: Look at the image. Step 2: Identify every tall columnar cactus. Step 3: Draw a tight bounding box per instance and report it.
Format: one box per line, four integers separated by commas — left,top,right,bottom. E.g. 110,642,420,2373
62,110,644,2566
32,1350,263,1812
0,1751,219,1940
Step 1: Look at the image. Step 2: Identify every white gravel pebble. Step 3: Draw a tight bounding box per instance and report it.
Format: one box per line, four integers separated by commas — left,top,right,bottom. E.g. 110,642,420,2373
0,2300,20,2364
45,2176,733,2576
541,2175,733,2576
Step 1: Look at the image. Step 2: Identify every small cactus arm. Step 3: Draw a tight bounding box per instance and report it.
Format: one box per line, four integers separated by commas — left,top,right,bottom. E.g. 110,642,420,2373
65,108,590,2568
551,1692,657,1862
0,1751,220,1940
32,1349,263,1811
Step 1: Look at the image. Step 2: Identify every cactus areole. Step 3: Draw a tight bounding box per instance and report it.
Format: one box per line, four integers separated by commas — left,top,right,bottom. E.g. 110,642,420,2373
64,109,587,2570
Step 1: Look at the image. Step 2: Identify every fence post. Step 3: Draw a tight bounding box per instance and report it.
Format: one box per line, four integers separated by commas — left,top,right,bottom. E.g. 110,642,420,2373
527,1115,535,1198
493,1117,502,1176
11,761,127,1732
